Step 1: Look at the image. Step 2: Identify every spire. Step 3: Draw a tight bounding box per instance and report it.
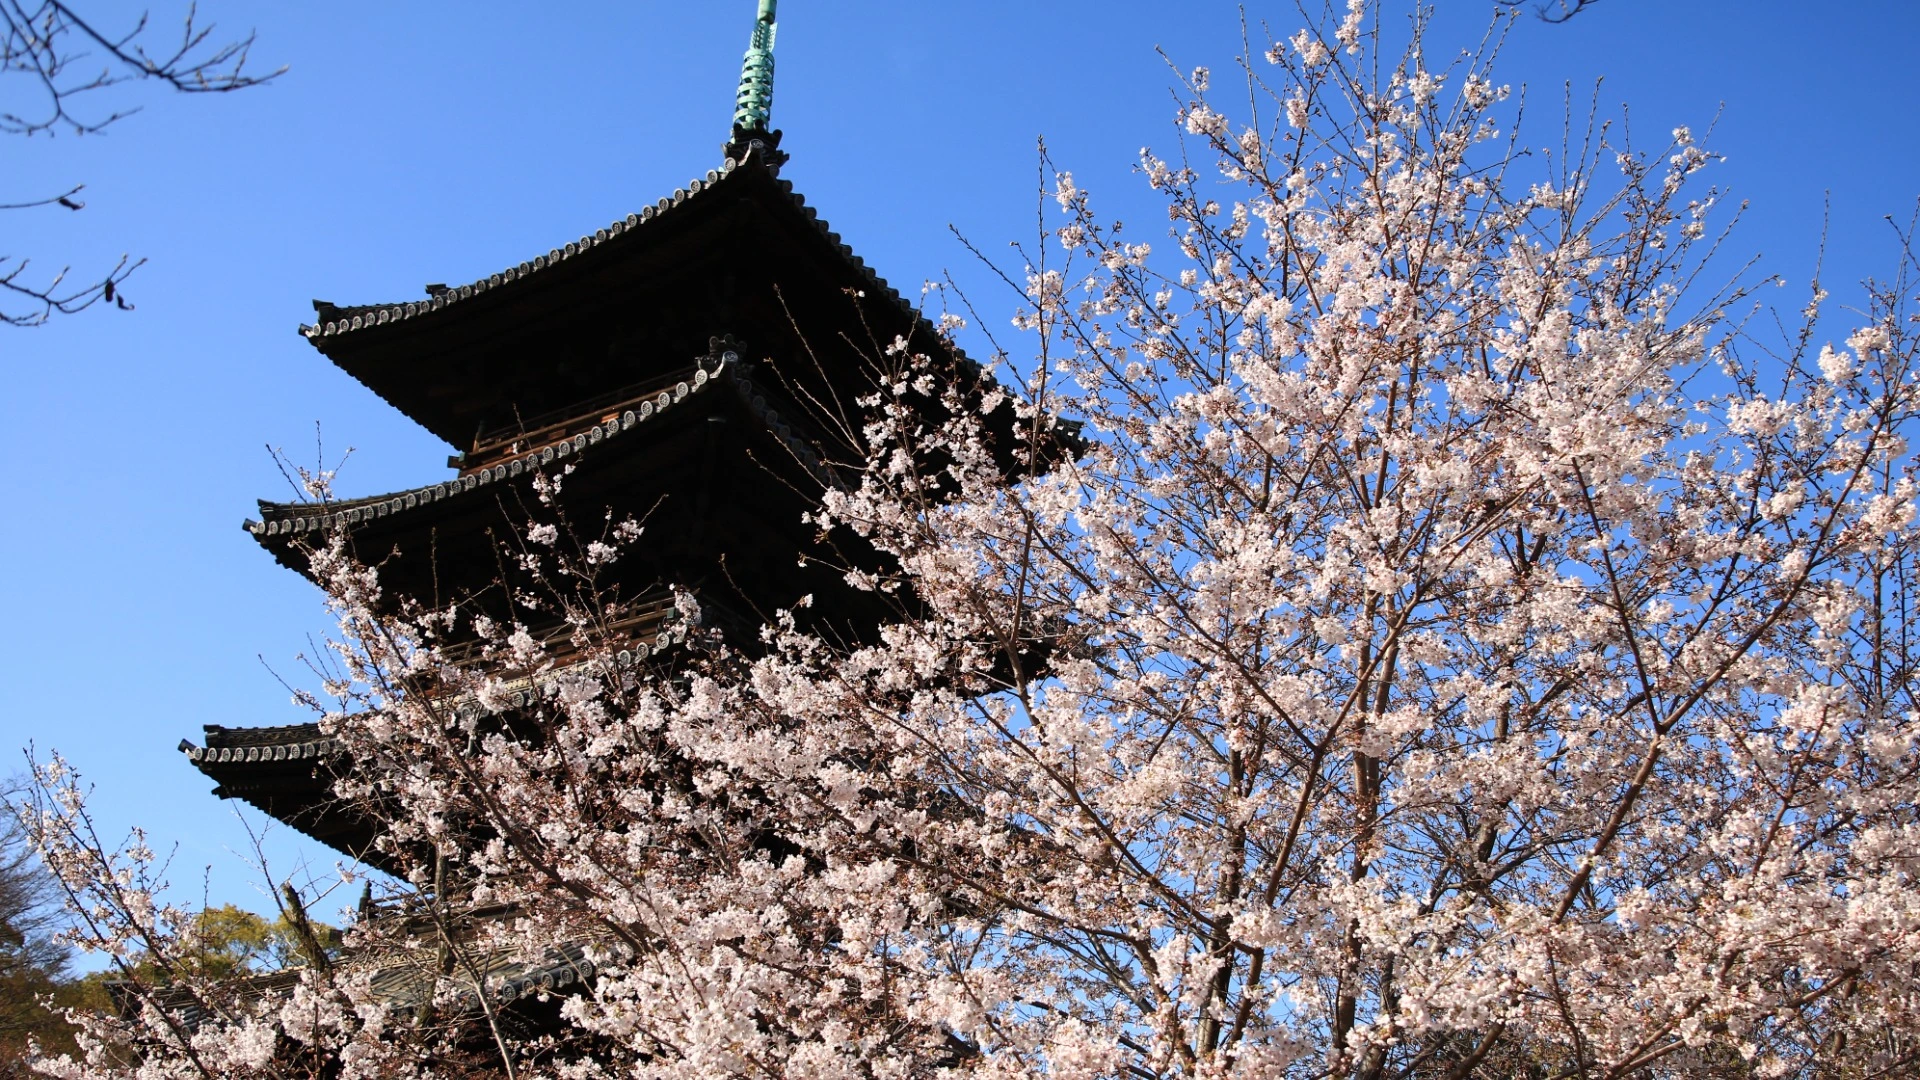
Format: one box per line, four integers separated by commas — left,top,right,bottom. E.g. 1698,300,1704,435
732,0,777,135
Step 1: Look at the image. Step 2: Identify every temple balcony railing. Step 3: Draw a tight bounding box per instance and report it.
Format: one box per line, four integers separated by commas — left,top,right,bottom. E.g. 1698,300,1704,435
456,363,709,476
426,592,689,674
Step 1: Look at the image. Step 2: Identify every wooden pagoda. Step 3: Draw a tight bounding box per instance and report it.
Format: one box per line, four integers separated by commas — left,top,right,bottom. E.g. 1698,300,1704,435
179,2,1030,886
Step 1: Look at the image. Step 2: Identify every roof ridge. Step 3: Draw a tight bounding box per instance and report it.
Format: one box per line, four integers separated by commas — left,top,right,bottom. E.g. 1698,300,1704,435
248,346,740,536
244,340,839,539
296,141,974,378
181,608,700,768
302,154,748,339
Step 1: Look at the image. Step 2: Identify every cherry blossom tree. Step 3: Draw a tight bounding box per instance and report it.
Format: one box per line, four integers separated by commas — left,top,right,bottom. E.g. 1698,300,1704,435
17,2,1920,1077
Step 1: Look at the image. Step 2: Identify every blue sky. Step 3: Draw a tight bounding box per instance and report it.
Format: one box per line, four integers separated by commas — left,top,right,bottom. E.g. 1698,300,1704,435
4,0,1918,924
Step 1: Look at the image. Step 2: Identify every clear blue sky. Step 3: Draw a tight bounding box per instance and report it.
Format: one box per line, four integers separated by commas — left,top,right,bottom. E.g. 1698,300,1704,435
4,0,1917,923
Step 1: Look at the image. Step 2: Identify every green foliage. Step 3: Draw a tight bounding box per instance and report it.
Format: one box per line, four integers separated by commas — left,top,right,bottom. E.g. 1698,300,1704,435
0,813,339,1077
177,903,343,979
1,783,73,1075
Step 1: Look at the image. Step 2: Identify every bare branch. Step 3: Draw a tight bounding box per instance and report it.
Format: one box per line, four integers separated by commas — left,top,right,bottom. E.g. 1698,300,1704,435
1530,0,1600,23
0,1,281,137
0,3,279,326
0,248,141,326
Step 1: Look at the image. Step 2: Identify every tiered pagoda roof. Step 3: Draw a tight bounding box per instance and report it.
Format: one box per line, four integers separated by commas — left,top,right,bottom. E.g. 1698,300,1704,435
180,1,1055,883
166,6,1049,1049
184,127,1017,863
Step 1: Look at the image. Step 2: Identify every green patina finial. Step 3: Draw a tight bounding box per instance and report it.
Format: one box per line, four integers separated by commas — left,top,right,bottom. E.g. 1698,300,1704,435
733,0,777,134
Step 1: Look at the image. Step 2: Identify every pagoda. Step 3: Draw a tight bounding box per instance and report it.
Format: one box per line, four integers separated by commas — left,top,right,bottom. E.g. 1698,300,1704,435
180,1,1029,908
